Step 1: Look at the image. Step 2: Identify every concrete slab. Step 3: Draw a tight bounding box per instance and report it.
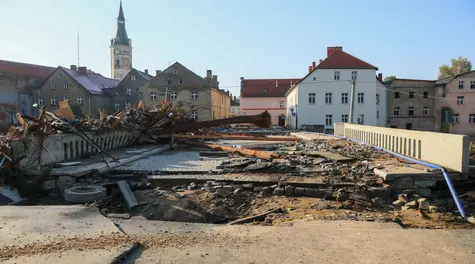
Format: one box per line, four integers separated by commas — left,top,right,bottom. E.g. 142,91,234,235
26,145,170,176
374,167,459,181
0,205,121,247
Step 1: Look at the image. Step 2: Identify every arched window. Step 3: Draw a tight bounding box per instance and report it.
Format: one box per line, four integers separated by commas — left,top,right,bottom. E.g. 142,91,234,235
115,59,120,68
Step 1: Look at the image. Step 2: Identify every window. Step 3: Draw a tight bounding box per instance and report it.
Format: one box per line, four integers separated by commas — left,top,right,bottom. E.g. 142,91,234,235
178,80,184,85
38,97,44,106
376,93,380,105
51,97,58,105
351,71,357,80
77,96,83,104
150,92,157,101
191,111,198,120
458,81,464,89
393,107,400,116
325,93,332,104
166,80,172,85
408,106,414,116
471,81,475,89
114,102,120,111
470,114,475,124
126,101,131,108
279,101,285,108
309,93,316,104
406,123,413,130
341,114,348,122
127,88,132,95
390,125,398,128
312,77,316,81
170,92,177,100
63,96,70,103
191,92,198,100
51,83,56,90
341,93,348,104
409,92,414,98
423,106,429,116
116,91,120,96
325,115,333,126
377,111,379,119
357,93,364,104
131,75,136,81
357,114,364,125
423,92,428,98
457,96,464,105
334,71,340,80
452,113,459,124
63,82,68,89
263,89,268,94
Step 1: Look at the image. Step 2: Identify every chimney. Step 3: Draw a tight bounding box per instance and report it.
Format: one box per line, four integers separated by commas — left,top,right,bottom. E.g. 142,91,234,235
78,66,87,74
156,70,161,76
308,65,312,73
327,46,343,57
212,74,218,84
206,70,212,80
319,59,323,64
312,61,316,70
378,73,383,81
144,69,148,74
240,77,244,81
70,65,77,71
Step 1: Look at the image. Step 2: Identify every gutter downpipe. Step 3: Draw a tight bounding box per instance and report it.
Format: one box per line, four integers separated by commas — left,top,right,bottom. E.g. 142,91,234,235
301,131,467,219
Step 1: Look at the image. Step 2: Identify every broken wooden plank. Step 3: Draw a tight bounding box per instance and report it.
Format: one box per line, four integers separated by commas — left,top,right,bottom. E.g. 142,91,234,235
228,208,283,225
305,151,354,162
180,140,280,160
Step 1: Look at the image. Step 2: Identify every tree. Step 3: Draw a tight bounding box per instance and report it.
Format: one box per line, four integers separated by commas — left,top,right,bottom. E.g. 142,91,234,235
438,56,472,79
384,75,396,82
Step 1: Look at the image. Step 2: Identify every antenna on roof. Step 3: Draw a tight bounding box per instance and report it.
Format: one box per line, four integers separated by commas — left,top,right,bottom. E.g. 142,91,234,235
77,29,80,67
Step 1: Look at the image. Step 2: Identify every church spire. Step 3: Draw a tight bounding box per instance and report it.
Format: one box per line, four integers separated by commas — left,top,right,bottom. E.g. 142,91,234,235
113,0,129,45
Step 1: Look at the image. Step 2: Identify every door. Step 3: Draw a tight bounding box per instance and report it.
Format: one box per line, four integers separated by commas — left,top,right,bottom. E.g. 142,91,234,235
278,114,285,127
405,123,412,130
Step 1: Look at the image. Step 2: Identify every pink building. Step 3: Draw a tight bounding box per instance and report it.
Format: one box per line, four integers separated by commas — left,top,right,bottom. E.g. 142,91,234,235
240,78,299,126
441,70,475,135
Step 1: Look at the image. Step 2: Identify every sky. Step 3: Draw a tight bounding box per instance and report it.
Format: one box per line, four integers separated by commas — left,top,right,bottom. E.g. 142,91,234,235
1,0,474,97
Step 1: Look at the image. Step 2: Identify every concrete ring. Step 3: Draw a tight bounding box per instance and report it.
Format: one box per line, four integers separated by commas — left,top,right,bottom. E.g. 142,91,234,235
64,185,107,203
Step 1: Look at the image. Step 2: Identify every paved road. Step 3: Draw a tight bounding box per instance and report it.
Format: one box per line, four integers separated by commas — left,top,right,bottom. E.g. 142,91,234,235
1,206,474,264
117,218,474,264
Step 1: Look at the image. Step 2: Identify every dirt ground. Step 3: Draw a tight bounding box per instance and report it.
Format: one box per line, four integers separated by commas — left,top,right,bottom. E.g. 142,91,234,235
97,188,473,229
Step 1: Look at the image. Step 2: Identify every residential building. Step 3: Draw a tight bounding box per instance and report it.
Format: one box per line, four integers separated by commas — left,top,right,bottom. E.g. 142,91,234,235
105,68,153,113
439,70,475,135
230,96,241,117
38,65,118,118
110,1,132,81
240,78,299,126
386,79,443,131
139,62,230,121
286,46,387,132
0,59,55,131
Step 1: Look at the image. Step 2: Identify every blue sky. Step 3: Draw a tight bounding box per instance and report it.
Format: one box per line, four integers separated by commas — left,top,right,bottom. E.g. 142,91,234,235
1,0,474,96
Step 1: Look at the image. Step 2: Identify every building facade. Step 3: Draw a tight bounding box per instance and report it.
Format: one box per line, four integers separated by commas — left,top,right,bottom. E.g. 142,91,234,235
286,46,387,132
139,62,230,121
240,78,299,126
106,68,153,113
110,1,132,81
386,79,442,131
0,60,55,131
440,70,475,135
230,96,241,117
38,66,118,118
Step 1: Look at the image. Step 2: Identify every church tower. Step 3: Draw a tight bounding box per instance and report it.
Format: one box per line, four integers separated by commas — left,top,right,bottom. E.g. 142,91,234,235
110,1,132,80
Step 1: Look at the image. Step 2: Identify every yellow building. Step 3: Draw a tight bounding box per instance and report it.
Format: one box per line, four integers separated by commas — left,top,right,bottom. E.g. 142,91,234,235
211,88,230,119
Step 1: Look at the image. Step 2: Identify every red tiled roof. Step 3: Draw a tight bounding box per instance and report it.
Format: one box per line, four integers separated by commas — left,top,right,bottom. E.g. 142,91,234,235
0,59,55,78
241,78,300,97
316,50,378,70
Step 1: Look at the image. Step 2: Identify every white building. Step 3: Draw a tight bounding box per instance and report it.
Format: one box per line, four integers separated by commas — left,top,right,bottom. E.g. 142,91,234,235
286,46,387,132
